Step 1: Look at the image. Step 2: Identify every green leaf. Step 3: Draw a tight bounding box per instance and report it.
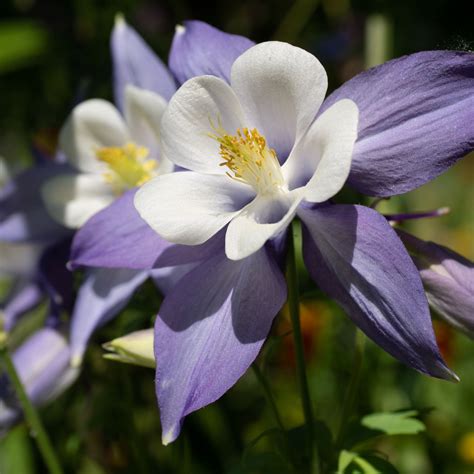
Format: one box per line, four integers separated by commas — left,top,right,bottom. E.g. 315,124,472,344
0,21,48,73
0,425,36,474
361,410,425,436
338,451,399,474
357,455,399,474
338,450,357,472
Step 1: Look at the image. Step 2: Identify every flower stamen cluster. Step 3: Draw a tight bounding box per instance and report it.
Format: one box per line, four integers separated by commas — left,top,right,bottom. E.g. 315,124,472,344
211,126,285,195
96,142,157,193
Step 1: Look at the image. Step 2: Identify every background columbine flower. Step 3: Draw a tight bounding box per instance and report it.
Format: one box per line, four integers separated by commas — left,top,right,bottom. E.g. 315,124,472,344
36,17,183,366
41,84,171,229
129,35,471,444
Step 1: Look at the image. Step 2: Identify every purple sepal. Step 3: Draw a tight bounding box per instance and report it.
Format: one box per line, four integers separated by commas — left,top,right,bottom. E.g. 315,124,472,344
2,282,43,332
299,204,456,380
111,17,176,111
69,267,148,363
154,247,286,444
150,263,198,296
38,238,74,316
0,328,78,430
70,189,225,270
169,20,254,85
0,164,72,243
399,230,474,338
321,51,474,196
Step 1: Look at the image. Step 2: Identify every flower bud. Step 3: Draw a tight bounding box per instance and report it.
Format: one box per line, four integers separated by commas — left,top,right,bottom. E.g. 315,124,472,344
103,328,155,368
399,230,474,337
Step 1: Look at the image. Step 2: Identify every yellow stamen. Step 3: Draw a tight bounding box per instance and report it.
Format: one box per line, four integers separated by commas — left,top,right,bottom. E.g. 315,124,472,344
96,142,157,193
210,126,285,194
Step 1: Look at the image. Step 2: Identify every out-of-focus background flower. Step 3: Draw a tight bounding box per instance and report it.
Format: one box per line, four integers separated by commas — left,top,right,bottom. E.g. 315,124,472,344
0,0,472,473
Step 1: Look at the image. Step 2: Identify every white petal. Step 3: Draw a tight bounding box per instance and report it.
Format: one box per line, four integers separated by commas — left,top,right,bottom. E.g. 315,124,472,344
161,76,245,173
59,99,129,173
285,99,358,202
231,41,328,160
41,173,115,228
225,190,303,260
124,85,173,173
134,171,254,245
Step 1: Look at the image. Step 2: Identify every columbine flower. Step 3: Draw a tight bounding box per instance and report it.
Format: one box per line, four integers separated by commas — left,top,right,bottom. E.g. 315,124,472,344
69,23,473,444
135,41,358,260
0,328,79,432
133,38,473,444
41,84,171,229
399,230,474,338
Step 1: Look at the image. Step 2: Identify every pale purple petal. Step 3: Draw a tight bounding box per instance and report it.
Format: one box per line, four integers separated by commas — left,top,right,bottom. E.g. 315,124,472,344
150,263,198,296
38,238,74,315
299,204,456,380
420,266,474,337
70,189,167,269
0,328,78,426
0,164,72,243
70,189,225,270
70,268,148,363
154,247,286,444
111,17,176,111
169,20,254,84
321,51,474,196
2,281,43,332
399,230,474,337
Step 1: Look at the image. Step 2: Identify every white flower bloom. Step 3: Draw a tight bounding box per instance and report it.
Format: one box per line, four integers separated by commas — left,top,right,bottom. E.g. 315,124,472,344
41,86,172,228
135,41,359,260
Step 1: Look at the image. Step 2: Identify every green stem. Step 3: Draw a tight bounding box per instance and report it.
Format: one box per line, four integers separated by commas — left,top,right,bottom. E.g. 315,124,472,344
252,364,285,432
287,221,320,474
0,342,63,474
273,0,320,43
335,329,366,447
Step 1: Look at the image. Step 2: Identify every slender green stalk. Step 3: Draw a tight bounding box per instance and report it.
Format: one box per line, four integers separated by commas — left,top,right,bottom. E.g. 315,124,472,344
273,0,320,43
287,221,320,474
335,329,366,447
0,341,63,474
252,363,285,432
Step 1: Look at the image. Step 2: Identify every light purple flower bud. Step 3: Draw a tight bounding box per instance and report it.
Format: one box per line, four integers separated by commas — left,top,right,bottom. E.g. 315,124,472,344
0,328,79,431
399,230,474,337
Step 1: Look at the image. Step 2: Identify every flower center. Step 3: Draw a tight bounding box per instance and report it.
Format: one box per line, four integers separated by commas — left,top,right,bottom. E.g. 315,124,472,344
96,142,157,193
211,126,285,195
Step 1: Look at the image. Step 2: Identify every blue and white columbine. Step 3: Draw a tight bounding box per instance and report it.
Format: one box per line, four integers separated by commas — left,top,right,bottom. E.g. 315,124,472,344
131,38,473,444
70,22,474,445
